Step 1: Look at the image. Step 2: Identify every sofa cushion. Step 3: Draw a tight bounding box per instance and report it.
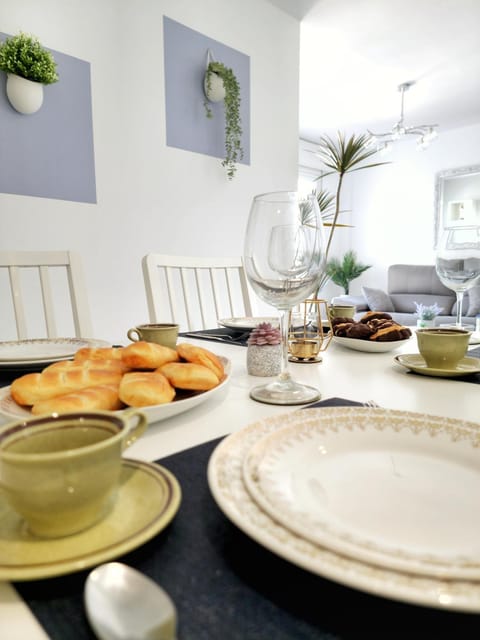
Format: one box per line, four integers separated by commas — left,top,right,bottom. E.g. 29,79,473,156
388,264,453,296
468,286,480,316
362,286,394,311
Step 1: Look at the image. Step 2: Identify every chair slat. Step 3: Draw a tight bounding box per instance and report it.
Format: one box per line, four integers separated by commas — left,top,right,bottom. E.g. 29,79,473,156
142,254,253,332
0,251,92,340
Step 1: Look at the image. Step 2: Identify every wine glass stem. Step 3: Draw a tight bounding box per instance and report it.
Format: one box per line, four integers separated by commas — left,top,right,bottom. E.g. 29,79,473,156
456,291,464,328
279,310,292,381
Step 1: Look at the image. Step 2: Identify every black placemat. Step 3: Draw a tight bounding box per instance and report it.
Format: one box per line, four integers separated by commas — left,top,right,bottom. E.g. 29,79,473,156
179,327,250,346
13,398,480,639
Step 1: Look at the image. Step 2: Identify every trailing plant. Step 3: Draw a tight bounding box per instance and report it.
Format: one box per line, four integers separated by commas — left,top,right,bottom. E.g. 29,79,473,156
0,32,58,84
301,132,387,293
325,250,371,294
204,61,243,179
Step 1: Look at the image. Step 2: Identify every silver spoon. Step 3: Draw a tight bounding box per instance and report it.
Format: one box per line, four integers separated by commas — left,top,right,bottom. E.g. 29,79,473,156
84,562,177,640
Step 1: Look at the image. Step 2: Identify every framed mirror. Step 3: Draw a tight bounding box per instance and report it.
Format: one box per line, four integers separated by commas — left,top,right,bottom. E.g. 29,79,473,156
434,164,480,247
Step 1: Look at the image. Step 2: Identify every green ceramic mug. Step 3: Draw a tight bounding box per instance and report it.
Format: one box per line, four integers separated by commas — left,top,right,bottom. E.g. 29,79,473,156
0,409,147,538
127,323,179,349
329,304,356,319
416,328,470,369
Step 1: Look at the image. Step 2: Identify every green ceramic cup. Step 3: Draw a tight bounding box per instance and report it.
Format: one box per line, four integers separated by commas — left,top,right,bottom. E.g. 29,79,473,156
127,323,179,349
329,305,356,319
0,409,147,538
416,328,471,369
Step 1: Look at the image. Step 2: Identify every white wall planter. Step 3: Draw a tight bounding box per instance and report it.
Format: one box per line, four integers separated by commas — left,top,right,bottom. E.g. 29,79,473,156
204,70,225,103
6,73,44,115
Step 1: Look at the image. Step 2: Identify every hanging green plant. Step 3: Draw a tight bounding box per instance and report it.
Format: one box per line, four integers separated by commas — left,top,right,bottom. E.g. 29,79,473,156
204,61,243,180
0,32,58,84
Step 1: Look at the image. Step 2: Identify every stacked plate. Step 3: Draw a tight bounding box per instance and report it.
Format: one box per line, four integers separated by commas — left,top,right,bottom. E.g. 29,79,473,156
208,406,480,612
0,338,111,372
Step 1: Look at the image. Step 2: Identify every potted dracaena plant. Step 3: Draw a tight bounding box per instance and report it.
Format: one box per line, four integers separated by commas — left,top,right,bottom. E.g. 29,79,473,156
204,60,243,180
0,32,58,114
301,132,387,294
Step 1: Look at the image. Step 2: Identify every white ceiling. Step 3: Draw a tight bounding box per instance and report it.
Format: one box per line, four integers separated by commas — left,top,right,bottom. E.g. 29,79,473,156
268,0,480,143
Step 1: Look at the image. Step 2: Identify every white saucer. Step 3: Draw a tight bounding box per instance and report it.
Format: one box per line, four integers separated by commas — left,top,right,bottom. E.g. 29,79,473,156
394,354,480,377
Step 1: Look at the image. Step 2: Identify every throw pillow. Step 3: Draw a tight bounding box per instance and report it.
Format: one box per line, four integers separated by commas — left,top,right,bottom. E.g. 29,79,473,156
362,286,395,312
467,285,480,316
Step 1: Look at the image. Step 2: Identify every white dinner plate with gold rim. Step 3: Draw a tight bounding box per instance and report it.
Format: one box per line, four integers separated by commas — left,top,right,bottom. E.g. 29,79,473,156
0,338,111,366
333,335,411,353
0,459,181,581
242,408,480,580
207,407,480,613
0,357,231,425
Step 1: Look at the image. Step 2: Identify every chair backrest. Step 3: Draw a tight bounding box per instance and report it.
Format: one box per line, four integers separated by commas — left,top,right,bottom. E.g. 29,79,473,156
0,251,93,339
142,254,253,331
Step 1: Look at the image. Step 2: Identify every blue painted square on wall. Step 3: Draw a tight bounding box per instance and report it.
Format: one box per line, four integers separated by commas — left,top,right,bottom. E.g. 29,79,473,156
163,16,250,166
0,33,96,203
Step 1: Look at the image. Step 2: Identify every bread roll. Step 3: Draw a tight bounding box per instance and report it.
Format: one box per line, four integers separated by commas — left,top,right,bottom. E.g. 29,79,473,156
119,371,175,407
74,347,124,362
159,362,220,391
176,343,224,379
31,384,123,416
11,368,124,406
121,341,179,369
45,358,130,373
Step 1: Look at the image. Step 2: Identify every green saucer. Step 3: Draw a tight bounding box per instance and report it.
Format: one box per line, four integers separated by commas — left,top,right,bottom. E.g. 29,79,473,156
394,354,480,378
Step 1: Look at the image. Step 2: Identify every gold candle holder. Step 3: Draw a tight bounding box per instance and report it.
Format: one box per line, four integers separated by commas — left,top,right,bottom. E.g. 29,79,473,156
288,299,332,363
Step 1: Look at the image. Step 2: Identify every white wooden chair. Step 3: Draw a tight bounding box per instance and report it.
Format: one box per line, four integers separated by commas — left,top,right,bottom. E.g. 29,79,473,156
142,254,253,331
0,251,93,340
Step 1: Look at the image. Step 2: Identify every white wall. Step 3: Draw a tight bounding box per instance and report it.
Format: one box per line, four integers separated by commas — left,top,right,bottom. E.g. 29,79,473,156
350,122,480,294
0,0,300,342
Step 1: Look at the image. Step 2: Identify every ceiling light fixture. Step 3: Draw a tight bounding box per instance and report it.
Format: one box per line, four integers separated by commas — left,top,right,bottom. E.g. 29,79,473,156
366,81,438,153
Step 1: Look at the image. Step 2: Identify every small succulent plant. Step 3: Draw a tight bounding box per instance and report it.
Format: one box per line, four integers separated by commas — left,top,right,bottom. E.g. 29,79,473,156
247,322,281,346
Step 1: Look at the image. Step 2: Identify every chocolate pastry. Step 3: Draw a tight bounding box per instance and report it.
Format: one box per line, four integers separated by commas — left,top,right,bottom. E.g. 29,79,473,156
369,325,412,341
331,316,356,327
360,311,393,323
346,323,374,339
333,322,355,337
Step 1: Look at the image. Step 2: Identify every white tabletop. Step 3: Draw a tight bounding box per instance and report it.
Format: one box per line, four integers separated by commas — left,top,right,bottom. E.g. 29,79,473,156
1,336,479,639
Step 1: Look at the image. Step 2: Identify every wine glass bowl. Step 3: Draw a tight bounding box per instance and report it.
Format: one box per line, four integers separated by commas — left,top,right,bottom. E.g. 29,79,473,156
435,226,480,328
243,191,326,404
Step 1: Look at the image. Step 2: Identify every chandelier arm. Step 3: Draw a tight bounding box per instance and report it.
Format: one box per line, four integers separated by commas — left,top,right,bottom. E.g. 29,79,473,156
367,81,438,148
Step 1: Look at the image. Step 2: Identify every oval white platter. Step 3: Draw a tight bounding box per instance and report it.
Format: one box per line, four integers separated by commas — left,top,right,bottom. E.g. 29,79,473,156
333,335,411,352
208,407,480,613
0,357,230,426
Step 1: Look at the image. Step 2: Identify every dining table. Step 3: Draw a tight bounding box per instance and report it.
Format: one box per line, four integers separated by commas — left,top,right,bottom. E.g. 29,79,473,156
1,332,480,639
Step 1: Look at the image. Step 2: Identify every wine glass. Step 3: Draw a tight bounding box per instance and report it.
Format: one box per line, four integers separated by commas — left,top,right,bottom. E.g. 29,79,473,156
243,191,326,404
435,225,480,328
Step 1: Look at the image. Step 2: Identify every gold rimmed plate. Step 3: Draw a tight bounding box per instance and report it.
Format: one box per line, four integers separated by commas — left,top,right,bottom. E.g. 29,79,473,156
0,459,181,581
0,338,111,366
208,408,480,612
394,354,480,377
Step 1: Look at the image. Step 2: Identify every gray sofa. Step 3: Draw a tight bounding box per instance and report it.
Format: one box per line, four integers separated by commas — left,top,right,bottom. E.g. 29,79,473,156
332,264,480,326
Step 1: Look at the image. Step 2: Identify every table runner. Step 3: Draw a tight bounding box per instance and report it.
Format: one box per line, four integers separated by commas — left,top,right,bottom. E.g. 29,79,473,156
14,398,479,640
